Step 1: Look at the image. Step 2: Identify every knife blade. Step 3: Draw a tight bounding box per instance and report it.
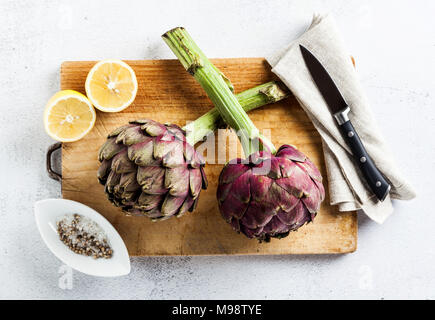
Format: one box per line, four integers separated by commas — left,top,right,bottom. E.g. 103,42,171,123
300,45,391,201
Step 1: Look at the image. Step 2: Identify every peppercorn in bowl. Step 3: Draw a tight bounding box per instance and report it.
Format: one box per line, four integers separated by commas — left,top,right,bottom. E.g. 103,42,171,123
34,199,130,277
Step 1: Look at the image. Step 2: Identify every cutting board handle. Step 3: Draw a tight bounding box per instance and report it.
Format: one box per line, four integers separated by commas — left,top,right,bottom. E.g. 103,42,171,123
46,142,62,182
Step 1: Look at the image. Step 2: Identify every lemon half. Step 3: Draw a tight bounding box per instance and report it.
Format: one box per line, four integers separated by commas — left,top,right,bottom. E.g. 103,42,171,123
44,90,96,142
85,59,138,112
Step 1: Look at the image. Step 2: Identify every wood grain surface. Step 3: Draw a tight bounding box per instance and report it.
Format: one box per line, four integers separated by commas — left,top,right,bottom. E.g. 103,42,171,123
60,58,357,256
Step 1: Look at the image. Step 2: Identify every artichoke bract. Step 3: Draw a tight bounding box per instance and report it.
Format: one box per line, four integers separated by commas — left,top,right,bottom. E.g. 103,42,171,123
217,146,325,241
97,81,290,220
163,27,325,240
98,120,207,220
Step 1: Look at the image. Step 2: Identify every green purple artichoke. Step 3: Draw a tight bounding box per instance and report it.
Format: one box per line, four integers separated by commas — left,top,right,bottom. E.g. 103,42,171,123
97,119,207,220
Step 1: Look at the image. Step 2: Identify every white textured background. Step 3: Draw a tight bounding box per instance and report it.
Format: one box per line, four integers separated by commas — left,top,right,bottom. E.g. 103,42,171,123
0,0,433,299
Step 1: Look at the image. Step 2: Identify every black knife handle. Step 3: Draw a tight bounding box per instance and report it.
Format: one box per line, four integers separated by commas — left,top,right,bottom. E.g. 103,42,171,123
339,120,391,201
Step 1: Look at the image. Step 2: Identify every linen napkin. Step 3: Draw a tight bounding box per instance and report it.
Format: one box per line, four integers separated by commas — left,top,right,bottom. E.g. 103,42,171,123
266,14,416,223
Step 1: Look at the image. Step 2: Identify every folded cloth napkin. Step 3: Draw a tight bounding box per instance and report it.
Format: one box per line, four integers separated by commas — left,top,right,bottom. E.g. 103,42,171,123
266,14,416,223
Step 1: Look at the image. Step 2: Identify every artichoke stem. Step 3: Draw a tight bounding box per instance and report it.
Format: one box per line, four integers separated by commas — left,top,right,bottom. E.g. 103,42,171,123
183,81,289,145
163,27,277,156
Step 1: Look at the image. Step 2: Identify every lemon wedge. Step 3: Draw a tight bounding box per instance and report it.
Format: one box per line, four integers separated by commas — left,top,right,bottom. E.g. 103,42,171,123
44,90,96,142
85,59,138,112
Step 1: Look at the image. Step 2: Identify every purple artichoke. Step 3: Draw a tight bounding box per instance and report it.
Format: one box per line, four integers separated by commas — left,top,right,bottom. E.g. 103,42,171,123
97,119,207,220
217,145,325,241
163,27,326,240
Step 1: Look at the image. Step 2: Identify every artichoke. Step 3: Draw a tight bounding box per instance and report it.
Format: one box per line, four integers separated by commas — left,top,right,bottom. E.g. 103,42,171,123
98,120,207,220
163,27,325,240
217,145,325,241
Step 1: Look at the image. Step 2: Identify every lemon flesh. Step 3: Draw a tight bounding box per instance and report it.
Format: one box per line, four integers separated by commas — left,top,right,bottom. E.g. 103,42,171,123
85,59,138,112
44,90,96,142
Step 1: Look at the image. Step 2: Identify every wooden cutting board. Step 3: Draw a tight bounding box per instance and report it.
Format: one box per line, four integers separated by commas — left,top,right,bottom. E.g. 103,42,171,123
60,58,357,255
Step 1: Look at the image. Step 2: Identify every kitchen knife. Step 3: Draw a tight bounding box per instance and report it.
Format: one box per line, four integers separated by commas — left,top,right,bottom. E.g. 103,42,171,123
299,45,391,201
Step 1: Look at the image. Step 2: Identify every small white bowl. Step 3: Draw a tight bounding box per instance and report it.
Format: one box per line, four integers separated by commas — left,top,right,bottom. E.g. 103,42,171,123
34,198,131,277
